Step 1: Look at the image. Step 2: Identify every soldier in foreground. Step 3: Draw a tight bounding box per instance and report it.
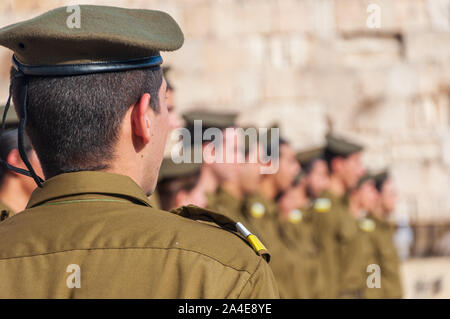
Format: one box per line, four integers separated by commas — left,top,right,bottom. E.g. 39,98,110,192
0,5,278,298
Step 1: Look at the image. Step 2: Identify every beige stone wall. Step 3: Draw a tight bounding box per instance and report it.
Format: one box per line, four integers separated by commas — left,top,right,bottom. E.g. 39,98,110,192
1,0,449,222
401,257,450,298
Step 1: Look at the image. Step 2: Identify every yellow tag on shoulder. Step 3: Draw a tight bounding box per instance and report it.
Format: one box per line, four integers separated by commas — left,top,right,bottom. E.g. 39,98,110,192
236,222,270,262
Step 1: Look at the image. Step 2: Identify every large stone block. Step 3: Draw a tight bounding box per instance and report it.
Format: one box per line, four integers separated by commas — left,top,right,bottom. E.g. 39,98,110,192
234,0,277,35
426,0,450,32
405,32,450,64
336,0,428,33
276,0,310,33
237,99,329,150
335,36,402,68
277,0,336,36
182,1,213,37
266,34,312,68
410,93,450,130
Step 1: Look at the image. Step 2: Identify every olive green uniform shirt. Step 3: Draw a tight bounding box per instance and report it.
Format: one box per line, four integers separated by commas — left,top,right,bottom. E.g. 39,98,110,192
147,190,161,210
207,187,243,222
0,172,279,298
364,216,403,299
241,193,305,298
313,191,366,298
286,205,324,298
311,191,342,298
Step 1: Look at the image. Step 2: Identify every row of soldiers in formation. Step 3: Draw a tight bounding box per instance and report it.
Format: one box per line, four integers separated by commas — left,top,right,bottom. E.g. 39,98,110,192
0,70,402,299
147,68,402,298
147,109,403,298
0,5,404,298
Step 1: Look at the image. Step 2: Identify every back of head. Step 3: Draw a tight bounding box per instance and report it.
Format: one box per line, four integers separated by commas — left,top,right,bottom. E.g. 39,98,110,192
11,67,162,179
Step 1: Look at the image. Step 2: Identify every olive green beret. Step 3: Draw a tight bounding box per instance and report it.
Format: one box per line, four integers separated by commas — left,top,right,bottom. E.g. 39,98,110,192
158,157,202,183
0,5,184,66
296,147,325,167
183,110,237,130
0,105,19,130
325,134,363,157
259,123,287,157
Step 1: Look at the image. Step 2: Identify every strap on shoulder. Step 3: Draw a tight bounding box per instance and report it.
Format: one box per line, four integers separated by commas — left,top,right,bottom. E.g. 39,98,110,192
171,205,271,262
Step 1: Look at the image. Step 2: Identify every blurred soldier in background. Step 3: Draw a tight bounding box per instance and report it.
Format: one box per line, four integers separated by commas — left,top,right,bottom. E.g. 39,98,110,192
276,147,330,298
240,131,278,236
182,111,242,220
157,157,205,211
247,130,304,298
315,134,365,298
348,174,381,298
347,172,403,298
371,171,403,298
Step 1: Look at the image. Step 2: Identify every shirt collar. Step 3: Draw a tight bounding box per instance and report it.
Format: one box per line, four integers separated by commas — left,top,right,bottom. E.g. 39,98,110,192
27,171,152,208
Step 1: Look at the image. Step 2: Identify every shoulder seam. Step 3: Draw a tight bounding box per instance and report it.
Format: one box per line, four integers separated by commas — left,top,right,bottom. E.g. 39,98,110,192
0,246,254,275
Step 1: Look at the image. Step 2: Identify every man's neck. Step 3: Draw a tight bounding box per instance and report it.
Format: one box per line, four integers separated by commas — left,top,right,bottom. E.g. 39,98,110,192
222,180,243,200
200,166,219,195
328,174,346,198
348,194,362,218
371,204,386,220
260,176,278,201
0,178,30,212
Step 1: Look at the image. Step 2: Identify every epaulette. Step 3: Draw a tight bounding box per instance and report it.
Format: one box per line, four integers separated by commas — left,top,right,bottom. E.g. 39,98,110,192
248,201,266,219
288,209,303,224
171,205,271,262
358,217,376,232
313,198,332,213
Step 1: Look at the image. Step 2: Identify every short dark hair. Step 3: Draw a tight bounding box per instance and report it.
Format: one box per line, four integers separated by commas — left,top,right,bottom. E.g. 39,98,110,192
302,157,325,176
263,135,287,162
324,149,349,173
11,67,163,178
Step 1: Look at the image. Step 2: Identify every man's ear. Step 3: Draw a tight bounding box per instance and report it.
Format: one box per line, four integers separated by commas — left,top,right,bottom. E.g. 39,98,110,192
6,149,26,171
131,93,153,144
